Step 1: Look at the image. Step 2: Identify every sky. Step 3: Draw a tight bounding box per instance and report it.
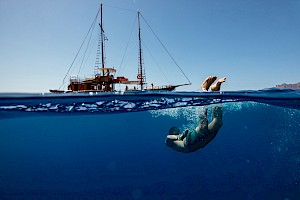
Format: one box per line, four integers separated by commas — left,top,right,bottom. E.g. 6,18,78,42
0,0,300,92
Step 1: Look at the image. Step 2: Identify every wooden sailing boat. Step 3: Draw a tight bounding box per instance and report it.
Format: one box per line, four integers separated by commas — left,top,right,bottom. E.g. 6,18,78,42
50,3,190,93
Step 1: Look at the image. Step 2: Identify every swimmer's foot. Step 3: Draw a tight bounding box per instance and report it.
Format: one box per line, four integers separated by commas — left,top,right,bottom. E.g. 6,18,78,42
210,77,226,91
201,76,217,91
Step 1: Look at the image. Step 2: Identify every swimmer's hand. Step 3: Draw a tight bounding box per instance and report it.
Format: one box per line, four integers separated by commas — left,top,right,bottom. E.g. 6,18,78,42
178,129,189,140
165,135,178,147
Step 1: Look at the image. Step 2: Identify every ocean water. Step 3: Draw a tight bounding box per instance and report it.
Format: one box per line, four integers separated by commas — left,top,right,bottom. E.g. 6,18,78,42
0,89,299,199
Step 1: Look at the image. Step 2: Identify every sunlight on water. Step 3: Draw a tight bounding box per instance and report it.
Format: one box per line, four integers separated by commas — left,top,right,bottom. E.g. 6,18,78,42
271,108,300,184
0,89,299,115
150,102,259,120
149,102,261,132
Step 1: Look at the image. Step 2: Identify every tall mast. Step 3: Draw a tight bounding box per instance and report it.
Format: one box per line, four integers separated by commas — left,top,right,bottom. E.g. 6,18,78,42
137,11,144,90
100,3,105,75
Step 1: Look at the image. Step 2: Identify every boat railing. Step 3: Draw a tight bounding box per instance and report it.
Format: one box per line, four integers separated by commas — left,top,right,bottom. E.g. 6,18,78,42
149,85,172,90
70,76,83,83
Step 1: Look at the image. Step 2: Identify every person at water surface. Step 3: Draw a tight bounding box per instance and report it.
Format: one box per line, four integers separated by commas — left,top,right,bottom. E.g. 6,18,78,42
165,76,225,153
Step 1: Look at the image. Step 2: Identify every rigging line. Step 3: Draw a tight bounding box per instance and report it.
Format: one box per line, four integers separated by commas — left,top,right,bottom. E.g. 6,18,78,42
83,36,98,70
142,41,171,84
121,41,138,76
77,34,98,76
117,14,138,77
140,14,192,85
59,8,100,90
102,4,136,13
77,17,97,76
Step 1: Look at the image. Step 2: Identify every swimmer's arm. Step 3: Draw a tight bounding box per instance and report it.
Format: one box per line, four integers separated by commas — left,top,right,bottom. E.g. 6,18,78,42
166,135,178,140
165,135,178,147
165,136,189,153
172,140,188,153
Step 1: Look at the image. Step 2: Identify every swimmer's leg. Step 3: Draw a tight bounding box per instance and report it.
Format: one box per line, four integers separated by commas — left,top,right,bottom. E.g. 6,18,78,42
208,106,223,134
201,76,217,91
189,107,209,144
210,77,226,91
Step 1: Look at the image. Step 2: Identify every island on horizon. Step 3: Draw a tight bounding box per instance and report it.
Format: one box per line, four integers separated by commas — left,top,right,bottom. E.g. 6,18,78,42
276,82,300,89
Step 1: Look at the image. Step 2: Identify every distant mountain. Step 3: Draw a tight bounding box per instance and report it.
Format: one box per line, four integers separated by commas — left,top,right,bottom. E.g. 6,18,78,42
276,82,300,89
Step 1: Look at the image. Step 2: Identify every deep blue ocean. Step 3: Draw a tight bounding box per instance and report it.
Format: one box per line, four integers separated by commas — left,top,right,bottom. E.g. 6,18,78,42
0,89,299,199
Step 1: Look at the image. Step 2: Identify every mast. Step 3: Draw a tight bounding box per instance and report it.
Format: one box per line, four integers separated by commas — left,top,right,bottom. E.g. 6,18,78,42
100,3,105,75
137,11,144,90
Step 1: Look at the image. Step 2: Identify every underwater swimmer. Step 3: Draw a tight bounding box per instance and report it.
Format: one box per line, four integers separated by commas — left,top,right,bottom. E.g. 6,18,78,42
165,106,223,153
165,76,225,153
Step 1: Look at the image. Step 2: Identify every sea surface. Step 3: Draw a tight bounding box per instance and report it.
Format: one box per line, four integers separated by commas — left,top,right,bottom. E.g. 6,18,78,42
0,88,299,199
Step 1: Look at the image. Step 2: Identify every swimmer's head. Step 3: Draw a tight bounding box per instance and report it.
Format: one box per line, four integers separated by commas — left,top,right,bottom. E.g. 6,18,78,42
169,127,180,135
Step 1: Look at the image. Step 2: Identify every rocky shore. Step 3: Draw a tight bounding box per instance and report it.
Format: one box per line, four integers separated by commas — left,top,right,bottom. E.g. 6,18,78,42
276,82,300,89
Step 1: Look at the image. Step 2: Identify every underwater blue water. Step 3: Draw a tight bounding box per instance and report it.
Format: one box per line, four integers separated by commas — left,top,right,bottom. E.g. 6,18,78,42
0,89,299,199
